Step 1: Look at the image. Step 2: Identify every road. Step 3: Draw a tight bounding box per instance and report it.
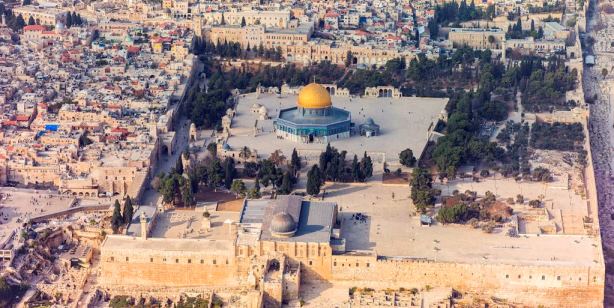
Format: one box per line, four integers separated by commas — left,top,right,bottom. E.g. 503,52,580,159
583,0,614,305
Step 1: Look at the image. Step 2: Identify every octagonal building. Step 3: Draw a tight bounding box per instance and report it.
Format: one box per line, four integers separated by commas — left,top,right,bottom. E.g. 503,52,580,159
274,83,351,143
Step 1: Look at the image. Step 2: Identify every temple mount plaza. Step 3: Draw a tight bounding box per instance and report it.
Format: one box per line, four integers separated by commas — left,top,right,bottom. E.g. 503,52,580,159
225,83,448,164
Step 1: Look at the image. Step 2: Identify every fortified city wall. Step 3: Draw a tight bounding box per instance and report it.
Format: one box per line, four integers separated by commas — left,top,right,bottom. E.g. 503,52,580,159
331,254,604,306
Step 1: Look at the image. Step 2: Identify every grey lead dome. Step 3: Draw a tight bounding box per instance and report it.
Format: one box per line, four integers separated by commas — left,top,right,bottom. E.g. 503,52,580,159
270,212,297,237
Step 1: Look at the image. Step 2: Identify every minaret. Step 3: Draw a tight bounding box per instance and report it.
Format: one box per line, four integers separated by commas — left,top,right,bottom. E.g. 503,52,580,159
140,212,148,240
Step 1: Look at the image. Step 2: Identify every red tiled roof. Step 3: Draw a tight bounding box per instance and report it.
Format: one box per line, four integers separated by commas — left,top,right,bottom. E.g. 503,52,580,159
24,25,46,32
127,46,140,53
15,115,30,121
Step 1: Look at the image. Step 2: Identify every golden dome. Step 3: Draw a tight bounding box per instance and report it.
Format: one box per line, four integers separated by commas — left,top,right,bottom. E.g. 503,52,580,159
297,83,332,109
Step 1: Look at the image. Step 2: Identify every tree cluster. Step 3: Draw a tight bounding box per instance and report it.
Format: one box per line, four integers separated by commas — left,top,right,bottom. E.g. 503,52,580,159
506,19,544,40
65,12,85,28
530,122,585,152
432,0,492,28
519,57,578,112
318,144,373,183
3,10,26,32
111,196,135,233
192,37,282,61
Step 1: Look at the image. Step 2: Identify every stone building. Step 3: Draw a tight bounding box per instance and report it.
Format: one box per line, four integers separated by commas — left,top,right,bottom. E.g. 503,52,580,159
99,194,604,307
448,28,505,50
13,5,66,26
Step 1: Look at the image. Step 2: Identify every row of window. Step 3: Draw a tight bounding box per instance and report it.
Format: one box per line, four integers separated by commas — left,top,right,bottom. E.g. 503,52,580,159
110,256,229,265
504,274,597,282
334,261,370,268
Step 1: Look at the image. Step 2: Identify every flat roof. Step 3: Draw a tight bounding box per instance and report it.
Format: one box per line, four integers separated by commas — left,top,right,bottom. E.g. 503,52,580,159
102,235,235,256
325,182,602,267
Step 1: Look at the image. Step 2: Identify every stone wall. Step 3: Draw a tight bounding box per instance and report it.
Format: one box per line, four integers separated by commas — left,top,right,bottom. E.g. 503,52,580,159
100,250,254,287
331,254,604,306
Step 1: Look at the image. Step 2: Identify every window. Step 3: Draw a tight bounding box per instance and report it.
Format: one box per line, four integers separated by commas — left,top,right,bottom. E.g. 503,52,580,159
110,257,114,262
309,261,313,265
366,263,370,267
176,259,179,263
542,275,545,280
356,263,359,267
188,259,191,264
334,262,337,266
125,257,129,262
518,275,521,279
213,259,217,265
150,258,153,263
557,276,561,280
226,259,229,265
200,259,204,264
505,274,509,279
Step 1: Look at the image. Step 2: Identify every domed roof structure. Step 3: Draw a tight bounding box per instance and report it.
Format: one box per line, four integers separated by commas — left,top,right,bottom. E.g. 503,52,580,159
270,212,297,237
297,83,332,109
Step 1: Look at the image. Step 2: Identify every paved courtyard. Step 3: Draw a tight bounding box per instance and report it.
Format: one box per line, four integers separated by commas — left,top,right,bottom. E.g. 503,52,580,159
227,93,448,163
319,182,600,267
0,188,75,247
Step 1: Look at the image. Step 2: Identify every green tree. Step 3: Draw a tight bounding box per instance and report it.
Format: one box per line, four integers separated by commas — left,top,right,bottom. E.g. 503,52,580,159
123,196,134,224
181,177,193,206
410,168,435,213
27,15,35,25
66,12,73,28
399,148,417,167
279,171,292,194
254,177,261,193
306,165,323,196
111,200,123,233
360,152,373,180
15,14,26,30
437,204,473,223
231,179,247,197
351,154,362,182
291,148,301,171
223,157,236,189
345,50,353,67
241,16,246,27
176,156,184,174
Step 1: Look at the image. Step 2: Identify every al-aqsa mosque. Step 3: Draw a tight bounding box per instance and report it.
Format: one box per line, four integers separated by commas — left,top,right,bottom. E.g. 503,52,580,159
274,83,351,143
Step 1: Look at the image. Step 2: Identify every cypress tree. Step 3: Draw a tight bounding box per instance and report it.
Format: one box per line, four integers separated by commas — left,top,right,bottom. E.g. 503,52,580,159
15,14,26,30
27,16,35,25
306,165,322,196
224,157,235,189
291,148,301,171
176,156,184,174
66,13,73,28
123,196,134,224
279,171,292,194
352,154,361,182
254,177,260,192
111,200,123,233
